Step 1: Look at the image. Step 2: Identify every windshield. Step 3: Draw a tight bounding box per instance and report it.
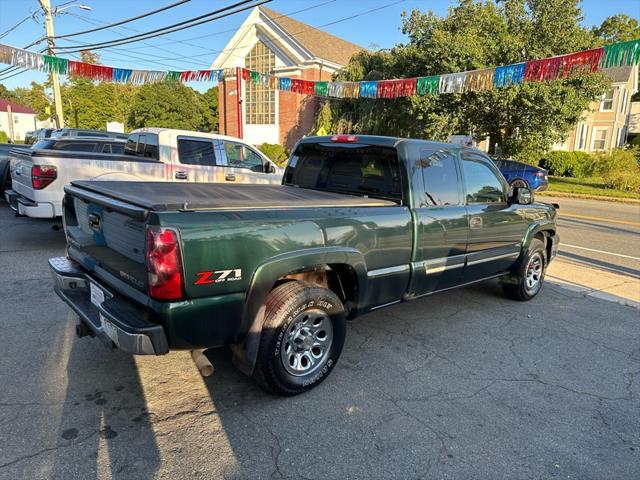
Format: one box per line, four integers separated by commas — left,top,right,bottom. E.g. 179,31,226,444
284,143,403,202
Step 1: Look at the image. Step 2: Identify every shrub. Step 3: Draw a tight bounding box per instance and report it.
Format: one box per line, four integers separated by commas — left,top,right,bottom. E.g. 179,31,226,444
539,151,594,177
593,148,640,194
256,143,288,166
0,131,7,143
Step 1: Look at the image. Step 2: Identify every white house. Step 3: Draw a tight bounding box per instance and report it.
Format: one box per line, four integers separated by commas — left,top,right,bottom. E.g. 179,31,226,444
0,99,37,142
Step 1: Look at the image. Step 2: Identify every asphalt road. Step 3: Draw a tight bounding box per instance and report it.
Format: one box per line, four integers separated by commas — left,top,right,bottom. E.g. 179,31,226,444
541,195,640,278
0,200,638,480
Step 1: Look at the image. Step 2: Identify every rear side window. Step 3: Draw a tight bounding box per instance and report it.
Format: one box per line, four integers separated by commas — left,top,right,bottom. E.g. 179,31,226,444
461,153,506,203
419,149,460,206
102,143,125,154
284,143,403,202
178,139,216,166
123,133,158,160
52,141,97,152
125,134,139,155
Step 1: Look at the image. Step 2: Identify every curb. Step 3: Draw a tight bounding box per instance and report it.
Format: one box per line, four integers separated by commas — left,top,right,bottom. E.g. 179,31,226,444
538,191,640,204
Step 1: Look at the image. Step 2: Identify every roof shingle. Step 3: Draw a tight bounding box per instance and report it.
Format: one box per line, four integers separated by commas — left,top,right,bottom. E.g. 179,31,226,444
259,6,364,66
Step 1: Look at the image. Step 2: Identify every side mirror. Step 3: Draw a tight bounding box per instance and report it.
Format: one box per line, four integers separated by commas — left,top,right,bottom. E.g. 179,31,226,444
266,163,276,174
510,186,533,205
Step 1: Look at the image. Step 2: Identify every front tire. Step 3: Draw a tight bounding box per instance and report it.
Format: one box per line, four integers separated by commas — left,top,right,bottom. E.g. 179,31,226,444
502,238,547,301
254,281,346,396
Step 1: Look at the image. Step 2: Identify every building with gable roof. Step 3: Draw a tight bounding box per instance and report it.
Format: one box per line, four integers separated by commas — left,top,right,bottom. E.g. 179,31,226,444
0,99,37,142
211,6,363,149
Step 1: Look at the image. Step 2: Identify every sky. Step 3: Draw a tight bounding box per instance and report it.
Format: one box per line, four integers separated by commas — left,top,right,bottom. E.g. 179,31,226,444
0,0,638,92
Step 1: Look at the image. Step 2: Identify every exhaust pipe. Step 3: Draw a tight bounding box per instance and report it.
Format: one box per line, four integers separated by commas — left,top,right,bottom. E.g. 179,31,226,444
191,349,214,377
75,322,94,338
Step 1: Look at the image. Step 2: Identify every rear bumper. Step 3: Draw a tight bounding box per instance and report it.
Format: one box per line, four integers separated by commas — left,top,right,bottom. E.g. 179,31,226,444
49,256,169,355
4,189,57,218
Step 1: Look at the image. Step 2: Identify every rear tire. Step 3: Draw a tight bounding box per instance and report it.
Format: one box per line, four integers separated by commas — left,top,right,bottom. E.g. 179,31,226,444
253,281,346,396
502,238,547,301
509,178,529,189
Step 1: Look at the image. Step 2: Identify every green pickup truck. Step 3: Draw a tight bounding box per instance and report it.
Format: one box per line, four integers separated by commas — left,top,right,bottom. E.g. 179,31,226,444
50,135,559,395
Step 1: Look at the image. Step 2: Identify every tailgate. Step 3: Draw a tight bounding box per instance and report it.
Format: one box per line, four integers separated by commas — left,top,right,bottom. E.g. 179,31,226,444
10,151,35,200
63,186,149,298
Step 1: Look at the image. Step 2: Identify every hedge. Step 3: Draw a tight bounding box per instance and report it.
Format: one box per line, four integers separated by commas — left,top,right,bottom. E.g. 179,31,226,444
539,151,595,177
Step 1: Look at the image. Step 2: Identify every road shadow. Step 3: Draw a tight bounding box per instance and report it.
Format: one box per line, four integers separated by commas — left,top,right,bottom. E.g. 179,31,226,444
557,251,640,278
49,327,161,480
558,217,639,236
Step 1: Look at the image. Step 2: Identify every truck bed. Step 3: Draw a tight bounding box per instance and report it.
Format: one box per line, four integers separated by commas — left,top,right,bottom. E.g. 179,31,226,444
69,181,397,211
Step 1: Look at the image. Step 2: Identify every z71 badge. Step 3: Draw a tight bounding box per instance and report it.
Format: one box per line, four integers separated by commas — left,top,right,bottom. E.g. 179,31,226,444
194,269,242,285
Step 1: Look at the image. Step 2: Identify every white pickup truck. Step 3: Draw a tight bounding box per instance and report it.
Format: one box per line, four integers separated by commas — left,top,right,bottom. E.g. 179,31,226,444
5,128,283,218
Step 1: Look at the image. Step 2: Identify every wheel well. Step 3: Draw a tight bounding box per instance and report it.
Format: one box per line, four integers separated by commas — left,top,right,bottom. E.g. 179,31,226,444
510,177,529,187
274,264,358,313
534,231,554,260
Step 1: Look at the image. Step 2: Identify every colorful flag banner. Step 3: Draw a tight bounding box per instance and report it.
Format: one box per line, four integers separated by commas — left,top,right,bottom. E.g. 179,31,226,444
0,39,638,99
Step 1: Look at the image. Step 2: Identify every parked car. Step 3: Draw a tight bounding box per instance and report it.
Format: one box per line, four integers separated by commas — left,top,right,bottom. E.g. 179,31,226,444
50,128,128,141
34,128,55,143
492,158,548,191
0,143,30,197
50,134,559,395
24,131,36,145
5,128,283,218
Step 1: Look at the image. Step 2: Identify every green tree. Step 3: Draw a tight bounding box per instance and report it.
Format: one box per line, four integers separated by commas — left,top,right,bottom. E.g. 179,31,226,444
127,81,211,131
200,86,219,132
593,14,640,44
10,82,51,121
319,0,609,159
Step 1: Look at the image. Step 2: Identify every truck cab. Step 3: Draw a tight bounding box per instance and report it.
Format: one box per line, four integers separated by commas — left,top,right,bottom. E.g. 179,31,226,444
50,135,558,396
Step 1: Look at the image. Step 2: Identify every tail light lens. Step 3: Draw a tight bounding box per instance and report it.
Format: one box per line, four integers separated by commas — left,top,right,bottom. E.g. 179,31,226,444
145,226,183,301
32,165,57,189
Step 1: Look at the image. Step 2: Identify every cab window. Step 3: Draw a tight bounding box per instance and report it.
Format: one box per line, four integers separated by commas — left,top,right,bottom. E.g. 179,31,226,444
224,142,264,172
460,153,506,204
178,138,216,166
420,149,460,206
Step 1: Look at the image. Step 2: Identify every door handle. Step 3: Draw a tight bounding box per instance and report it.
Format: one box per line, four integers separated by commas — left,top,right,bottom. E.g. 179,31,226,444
469,216,483,229
174,170,187,180
225,174,236,182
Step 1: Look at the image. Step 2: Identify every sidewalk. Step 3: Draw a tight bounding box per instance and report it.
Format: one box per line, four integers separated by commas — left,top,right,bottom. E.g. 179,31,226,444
547,258,640,308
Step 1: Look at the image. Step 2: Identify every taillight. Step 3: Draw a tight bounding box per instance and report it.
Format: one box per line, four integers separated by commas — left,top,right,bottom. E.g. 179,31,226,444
535,171,545,177
32,165,57,189
331,134,358,143
145,226,183,301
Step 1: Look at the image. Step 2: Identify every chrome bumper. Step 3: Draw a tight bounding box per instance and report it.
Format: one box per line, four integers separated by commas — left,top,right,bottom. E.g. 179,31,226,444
49,256,168,355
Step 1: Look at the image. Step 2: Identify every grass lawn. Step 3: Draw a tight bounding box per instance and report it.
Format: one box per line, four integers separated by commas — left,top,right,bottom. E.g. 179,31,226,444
543,176,639,200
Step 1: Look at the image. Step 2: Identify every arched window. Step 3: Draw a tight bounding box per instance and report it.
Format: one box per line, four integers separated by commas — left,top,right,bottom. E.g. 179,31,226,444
245,41,275,124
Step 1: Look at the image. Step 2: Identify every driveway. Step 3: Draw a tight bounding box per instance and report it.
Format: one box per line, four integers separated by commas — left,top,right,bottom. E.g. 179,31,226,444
0,201,638,480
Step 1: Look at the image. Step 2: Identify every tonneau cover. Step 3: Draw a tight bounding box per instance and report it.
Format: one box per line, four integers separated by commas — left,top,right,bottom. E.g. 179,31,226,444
69,181,396,211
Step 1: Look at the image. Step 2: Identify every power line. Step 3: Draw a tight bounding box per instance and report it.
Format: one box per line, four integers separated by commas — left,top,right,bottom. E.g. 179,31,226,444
114,0,406,63
0,11,40,40
123,0,337,51
51,0,190,39
55,0,268,52
65,1,338,68
59,15,209,71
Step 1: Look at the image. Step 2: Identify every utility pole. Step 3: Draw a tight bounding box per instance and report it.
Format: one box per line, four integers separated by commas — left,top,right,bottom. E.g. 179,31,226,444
39,0,64,128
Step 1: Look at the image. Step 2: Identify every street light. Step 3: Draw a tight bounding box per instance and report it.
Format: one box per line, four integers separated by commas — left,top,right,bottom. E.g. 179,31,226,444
53,3,92,15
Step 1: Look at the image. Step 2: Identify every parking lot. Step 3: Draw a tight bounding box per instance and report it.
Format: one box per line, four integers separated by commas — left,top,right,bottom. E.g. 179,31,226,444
0,200,638,480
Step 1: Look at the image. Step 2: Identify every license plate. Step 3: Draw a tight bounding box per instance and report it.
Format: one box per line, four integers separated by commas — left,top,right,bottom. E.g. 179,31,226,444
100,314,119,346
90,282,105,307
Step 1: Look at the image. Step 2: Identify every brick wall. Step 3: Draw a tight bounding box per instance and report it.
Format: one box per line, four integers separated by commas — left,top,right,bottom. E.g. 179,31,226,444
219,67,333,149
218,78,240,138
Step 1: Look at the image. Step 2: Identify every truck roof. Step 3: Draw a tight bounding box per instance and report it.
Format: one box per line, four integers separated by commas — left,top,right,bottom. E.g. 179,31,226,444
131,128,259,144
69,181,396,212
297,135,461,150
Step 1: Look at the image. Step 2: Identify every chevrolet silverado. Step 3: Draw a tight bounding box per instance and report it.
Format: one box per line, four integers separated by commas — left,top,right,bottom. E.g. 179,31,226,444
50,135,559,395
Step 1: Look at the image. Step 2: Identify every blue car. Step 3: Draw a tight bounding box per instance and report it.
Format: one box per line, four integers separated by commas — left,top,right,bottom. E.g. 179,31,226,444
492,159,548,191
